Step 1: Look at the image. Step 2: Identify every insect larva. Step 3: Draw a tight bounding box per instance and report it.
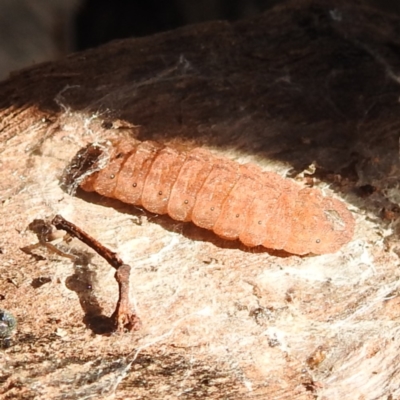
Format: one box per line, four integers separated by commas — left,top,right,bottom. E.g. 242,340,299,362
64,138,354,255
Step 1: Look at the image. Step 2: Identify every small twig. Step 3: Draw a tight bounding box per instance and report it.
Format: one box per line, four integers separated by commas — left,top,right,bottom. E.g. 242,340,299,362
51,215,123,270
51,215,141,332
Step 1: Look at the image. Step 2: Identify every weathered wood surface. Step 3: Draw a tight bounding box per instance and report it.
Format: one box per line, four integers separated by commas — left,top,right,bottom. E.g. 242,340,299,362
1,0,400,398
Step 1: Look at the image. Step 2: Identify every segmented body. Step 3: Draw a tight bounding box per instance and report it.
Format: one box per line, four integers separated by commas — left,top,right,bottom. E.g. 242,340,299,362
65,139,354,255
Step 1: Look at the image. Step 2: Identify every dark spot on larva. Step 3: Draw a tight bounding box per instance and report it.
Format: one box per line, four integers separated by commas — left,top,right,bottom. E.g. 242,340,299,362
184,200,189,204
158,191,163,196
132,183,137,187
210,207,215,211
109,174,115,179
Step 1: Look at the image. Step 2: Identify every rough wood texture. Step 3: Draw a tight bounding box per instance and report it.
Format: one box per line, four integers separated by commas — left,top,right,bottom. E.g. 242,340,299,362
1,0,400,398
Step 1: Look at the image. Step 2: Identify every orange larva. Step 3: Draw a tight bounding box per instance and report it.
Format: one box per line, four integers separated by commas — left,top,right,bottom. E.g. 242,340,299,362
63,138,354,255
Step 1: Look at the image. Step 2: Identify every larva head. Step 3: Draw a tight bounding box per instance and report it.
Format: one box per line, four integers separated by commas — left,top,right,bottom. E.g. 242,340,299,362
284,188,354,255
62,139,138,196
61,142,106,195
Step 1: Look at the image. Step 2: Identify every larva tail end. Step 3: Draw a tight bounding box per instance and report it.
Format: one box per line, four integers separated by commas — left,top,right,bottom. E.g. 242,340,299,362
284,189,354,255
61,143,105,195
312,197,355,255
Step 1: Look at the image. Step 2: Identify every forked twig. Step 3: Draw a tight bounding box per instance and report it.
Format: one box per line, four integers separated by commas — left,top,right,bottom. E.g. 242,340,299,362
51,215,141,332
